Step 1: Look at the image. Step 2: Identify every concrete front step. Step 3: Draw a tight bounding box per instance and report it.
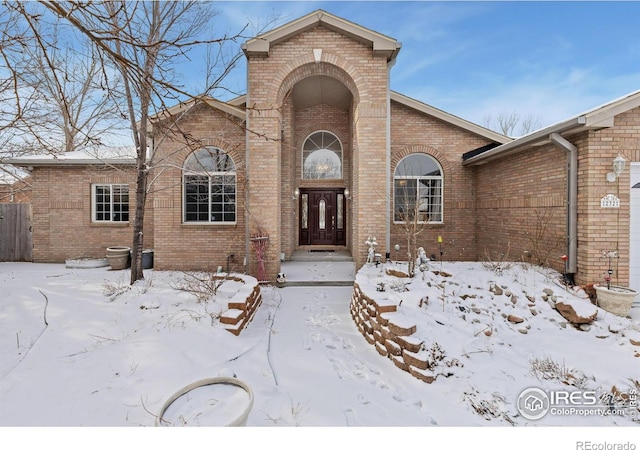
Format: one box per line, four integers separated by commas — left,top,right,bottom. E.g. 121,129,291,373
279,260,356,287
277,279,354,287
288,251,353,262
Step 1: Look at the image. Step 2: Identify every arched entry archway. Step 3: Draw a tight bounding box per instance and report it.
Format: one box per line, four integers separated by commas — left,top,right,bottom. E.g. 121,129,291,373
278,67,357,255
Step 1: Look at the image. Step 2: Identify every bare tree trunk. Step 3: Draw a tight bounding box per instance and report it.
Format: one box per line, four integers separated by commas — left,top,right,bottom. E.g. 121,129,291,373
19,1,262,285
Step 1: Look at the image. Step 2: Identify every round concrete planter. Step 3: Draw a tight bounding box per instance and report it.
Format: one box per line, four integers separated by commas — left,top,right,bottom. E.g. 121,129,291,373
156,377,254,427
106,246,131,270
594,284,638,317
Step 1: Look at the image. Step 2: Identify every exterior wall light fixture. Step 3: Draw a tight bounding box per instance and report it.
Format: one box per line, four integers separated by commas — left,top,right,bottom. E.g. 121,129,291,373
606,154,626,182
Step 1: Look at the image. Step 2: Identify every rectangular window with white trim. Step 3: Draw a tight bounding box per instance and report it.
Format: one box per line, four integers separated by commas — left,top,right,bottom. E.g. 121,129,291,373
92,184,129,222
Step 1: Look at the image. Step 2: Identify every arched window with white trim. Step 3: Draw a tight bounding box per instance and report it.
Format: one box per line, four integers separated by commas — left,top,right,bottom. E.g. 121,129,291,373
183,147,236,223
394,153,443,223
302,131,343,179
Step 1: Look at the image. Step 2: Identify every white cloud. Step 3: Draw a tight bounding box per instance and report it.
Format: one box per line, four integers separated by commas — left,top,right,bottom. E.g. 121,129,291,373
413,68,640,133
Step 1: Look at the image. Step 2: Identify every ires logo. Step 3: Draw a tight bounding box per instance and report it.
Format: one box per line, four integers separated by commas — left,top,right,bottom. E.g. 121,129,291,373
517,387,633,420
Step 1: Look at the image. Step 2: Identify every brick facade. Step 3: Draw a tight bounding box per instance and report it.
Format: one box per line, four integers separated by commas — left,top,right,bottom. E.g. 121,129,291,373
29,165,151,263
7,10,639,290
390,101,494,262
246,25,390,278
150,103,247,272
473,106,640,287
474,143,570,273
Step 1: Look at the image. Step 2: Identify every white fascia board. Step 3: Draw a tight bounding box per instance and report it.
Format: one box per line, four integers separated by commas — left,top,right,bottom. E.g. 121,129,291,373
390,91,511,144
462,116,586,166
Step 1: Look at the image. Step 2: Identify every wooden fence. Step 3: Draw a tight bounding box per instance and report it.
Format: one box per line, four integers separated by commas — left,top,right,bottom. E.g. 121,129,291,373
0,203,32,262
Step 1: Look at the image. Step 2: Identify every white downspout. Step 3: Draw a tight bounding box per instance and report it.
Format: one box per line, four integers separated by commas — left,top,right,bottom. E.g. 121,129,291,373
244,57,251,273
385,55,397,260
385,65,392,258
549,132,578,278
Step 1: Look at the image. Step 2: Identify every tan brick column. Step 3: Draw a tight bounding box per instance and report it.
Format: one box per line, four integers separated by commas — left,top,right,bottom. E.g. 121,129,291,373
352,101,389,267
246,106,282,281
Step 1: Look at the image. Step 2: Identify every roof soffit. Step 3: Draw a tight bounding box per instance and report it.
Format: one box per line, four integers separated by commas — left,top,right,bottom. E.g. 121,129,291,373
243,10,401,62
463,89,640,166
158,96,246,121
583,91,640,127
390,91,511,144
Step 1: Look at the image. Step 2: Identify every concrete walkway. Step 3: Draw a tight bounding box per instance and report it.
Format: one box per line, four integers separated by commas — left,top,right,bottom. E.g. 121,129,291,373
279,249,356,286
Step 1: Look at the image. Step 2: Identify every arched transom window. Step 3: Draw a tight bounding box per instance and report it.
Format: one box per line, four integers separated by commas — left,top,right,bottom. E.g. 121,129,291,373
302,131,343,179
183,147,236,223
394,153,443,223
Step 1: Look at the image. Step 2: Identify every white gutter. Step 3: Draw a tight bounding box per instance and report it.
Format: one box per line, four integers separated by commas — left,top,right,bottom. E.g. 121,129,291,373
462,115,586,166
549,133,578,277
2,158,135,166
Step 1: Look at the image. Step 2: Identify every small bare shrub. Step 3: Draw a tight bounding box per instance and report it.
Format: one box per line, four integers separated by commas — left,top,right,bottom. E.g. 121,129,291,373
464,388,513,424
173,271,234,302
390,279,409,292
422,342,461,371
102,277,131,300
482,242,513,274
529,355,587,388
525,209,565,268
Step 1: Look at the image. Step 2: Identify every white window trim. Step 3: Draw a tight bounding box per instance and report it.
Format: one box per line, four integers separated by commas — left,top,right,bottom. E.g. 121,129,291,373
182,148,237,225
393,155,444,225
301,130,343,180
91,183,130,223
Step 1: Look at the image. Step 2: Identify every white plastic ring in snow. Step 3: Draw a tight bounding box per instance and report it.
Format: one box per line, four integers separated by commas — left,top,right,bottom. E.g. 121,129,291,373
156,377,254,427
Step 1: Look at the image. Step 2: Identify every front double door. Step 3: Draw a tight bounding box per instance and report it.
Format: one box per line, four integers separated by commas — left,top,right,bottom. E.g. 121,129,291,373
298,188,346,246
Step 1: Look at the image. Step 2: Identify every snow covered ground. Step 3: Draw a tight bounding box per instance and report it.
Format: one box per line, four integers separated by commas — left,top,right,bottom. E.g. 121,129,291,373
1,260,639,448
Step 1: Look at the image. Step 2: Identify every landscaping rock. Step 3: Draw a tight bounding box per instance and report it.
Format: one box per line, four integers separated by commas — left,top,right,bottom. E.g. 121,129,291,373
386,268,409,278
408,366,437,384
624,330,640,346
507,314,524,324
555,300,598,325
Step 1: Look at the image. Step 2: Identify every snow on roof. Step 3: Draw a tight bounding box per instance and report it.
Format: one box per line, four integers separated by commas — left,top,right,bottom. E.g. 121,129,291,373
1,146,137,167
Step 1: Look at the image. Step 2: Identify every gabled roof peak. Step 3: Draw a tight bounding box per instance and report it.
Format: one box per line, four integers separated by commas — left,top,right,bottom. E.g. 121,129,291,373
242,9,401,63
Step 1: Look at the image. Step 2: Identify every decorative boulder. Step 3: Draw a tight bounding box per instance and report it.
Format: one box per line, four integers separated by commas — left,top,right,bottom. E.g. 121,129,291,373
555,299,598,325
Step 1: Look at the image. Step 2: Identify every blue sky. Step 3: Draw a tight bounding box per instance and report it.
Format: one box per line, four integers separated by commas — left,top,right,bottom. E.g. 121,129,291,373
198,1,640,132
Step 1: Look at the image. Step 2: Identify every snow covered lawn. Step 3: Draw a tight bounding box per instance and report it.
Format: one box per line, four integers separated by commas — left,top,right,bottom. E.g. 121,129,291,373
1,261,639,447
